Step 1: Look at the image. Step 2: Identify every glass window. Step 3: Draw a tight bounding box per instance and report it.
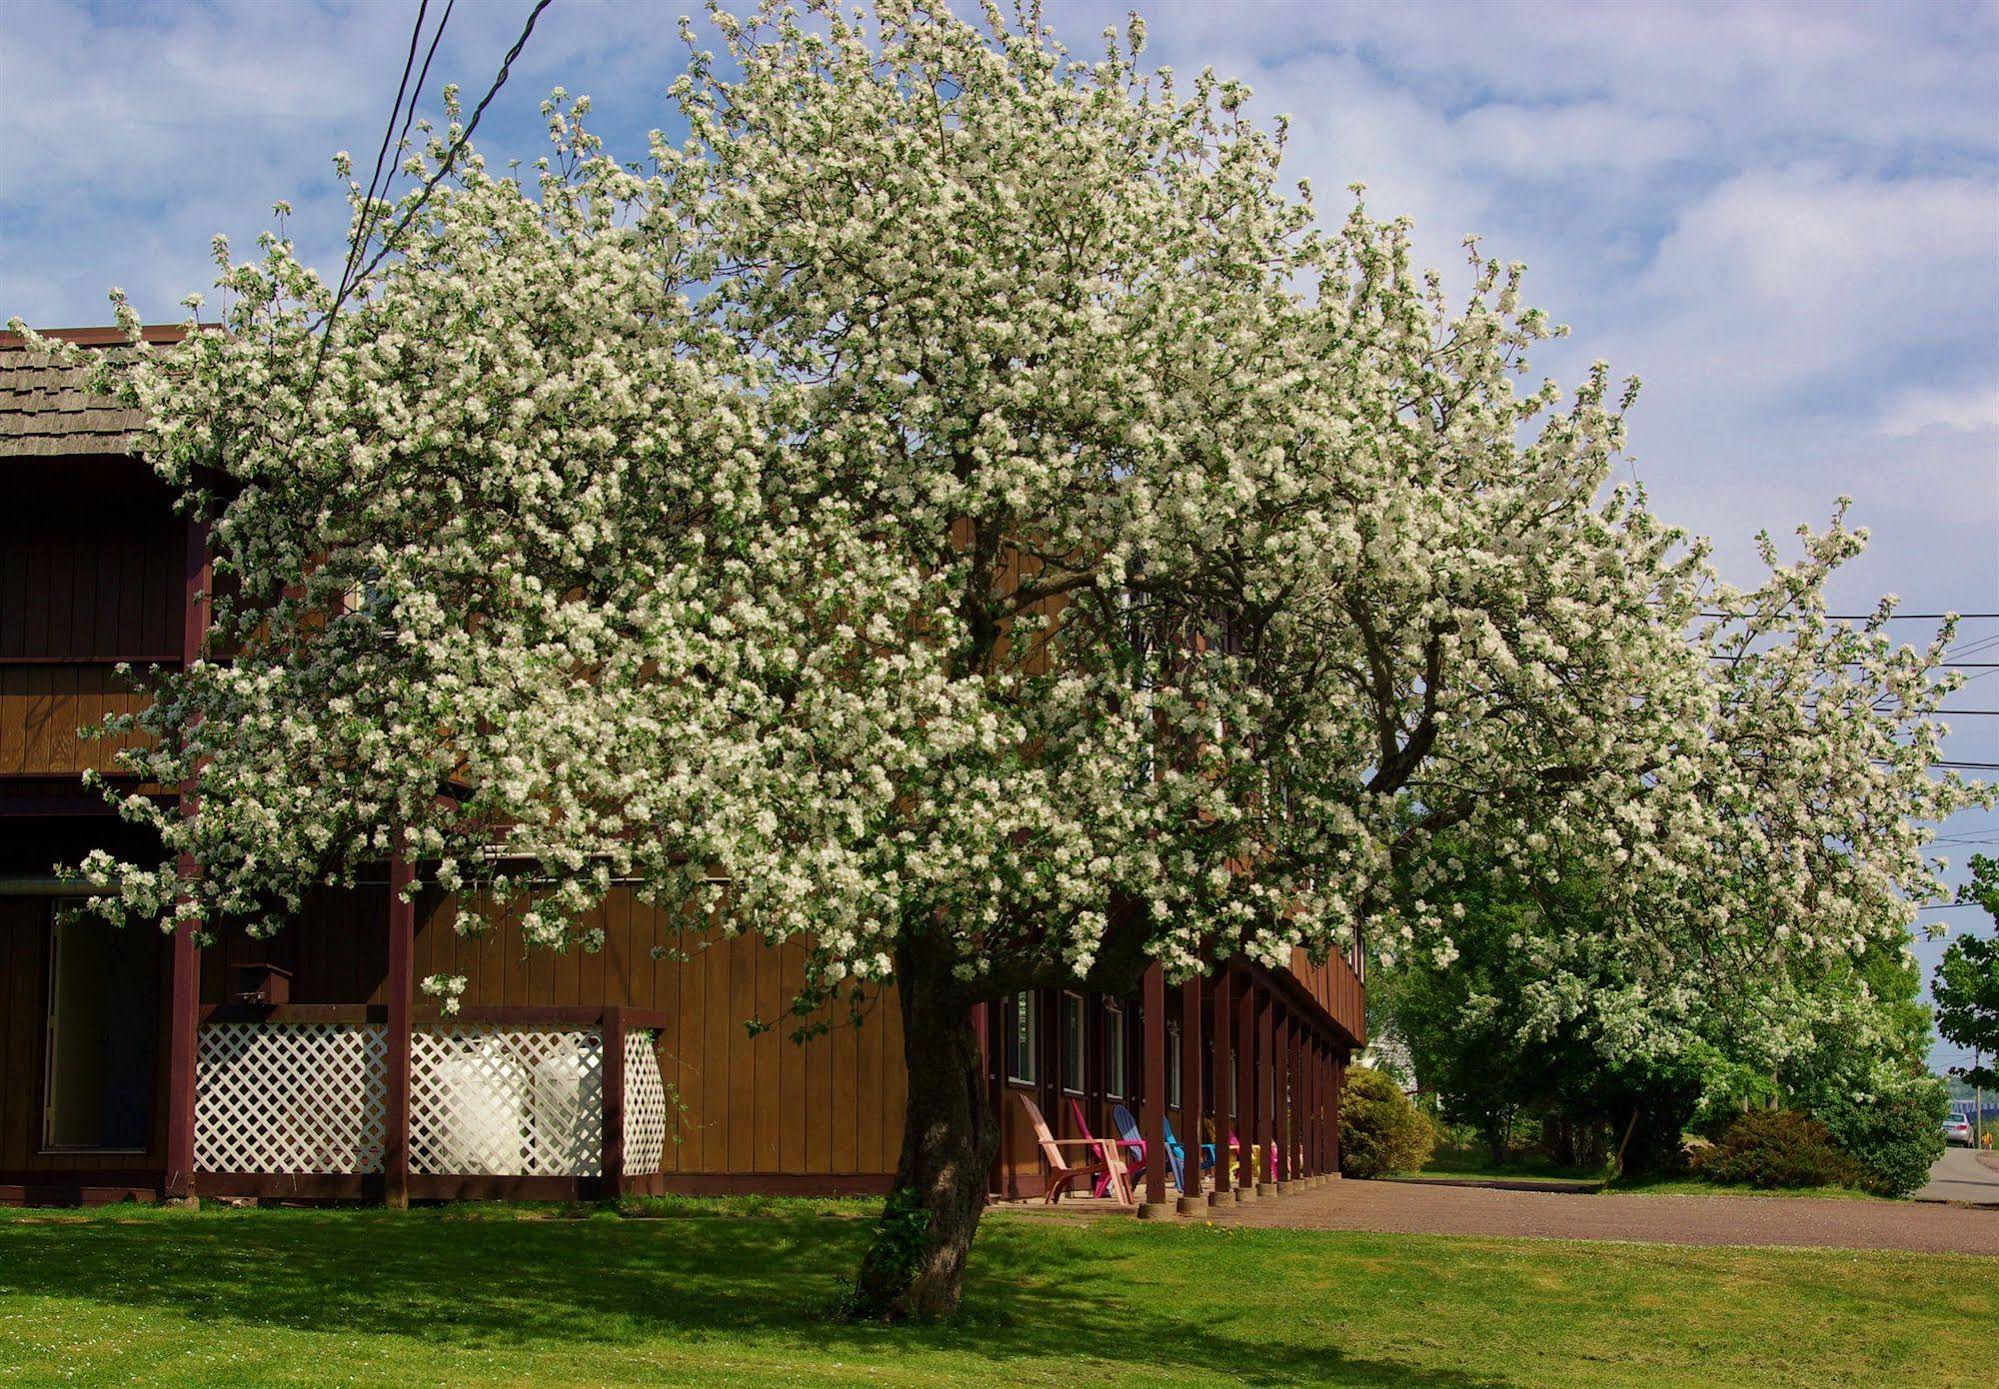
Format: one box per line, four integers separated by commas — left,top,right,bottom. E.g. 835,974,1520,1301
1104,998,1127,1098
1166,1020,1182,1109
1061,992,1086,1093
1005,991,1038,1085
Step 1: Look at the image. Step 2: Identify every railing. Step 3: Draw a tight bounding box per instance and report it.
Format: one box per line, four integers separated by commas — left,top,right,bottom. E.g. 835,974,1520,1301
193,1004,669,1197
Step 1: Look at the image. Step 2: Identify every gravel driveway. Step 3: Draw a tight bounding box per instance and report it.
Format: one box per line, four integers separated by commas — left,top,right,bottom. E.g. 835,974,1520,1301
1185,1176,1999,1255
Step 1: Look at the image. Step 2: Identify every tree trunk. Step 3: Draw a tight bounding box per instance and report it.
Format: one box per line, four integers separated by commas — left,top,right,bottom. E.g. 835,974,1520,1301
849,951,995,1320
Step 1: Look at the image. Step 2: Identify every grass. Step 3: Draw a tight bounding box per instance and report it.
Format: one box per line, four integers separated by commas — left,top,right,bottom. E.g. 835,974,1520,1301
0,1199,1990,1388
1601,1173,1890,1201
1414,1146,1895,1200
1418,1147,1608,1185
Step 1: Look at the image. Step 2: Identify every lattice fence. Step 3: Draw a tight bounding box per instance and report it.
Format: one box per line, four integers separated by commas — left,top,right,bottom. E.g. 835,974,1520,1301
624,1029,669,1175
410,1025,605,1177
196,1022,387,1174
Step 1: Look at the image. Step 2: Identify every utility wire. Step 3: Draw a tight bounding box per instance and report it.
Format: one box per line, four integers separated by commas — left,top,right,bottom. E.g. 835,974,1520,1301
327,0,436,330
336,0,556,306
315,0,553,365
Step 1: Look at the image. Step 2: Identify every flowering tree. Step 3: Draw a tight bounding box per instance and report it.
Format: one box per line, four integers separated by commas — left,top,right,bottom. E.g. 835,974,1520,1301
25,0,1987,1315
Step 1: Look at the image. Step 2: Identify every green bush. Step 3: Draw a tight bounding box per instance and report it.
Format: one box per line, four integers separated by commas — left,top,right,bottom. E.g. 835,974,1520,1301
1815,1082,1948,1199
1691,1109,1859,1190
1340,1066,1437,1178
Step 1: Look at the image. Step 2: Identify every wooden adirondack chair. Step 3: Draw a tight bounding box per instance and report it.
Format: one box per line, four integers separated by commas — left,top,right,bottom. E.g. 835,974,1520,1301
1018,1094,1130,1205
1075,1097,1140,1197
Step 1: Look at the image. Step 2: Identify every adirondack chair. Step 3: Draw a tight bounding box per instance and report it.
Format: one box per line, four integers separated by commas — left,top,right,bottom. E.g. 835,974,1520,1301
1071,1097,1137,1198
1114,1107,1216,1194
1018,1094,1130,1205
1164,1116,1217,1183
1204,1117,1268,1187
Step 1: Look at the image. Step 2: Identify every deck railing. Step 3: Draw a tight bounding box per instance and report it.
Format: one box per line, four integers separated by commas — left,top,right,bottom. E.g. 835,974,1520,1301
193,1003,669,1200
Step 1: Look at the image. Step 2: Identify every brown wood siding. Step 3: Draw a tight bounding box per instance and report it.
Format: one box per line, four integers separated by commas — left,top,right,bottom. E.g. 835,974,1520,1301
0,663,153,777
201,887,908,1181
1285,947,1367,1047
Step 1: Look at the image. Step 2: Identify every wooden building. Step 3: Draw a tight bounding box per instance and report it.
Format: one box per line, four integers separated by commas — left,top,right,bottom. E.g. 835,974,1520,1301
0,328,1366,1209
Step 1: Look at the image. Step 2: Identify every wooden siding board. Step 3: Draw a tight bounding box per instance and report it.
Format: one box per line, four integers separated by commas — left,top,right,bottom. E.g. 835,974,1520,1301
753,935,780,1172
779,937,806,1174
726,935,754,1175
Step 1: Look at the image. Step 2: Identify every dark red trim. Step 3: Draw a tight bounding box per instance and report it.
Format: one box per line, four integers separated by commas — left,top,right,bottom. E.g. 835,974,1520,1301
383,831,414,1209
0,325,190,347
1140,963,1166,1205
601,1006,626,1200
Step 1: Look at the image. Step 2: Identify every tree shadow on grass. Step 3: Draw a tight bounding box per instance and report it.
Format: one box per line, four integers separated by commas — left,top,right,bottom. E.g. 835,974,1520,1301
0,1208,1516,1388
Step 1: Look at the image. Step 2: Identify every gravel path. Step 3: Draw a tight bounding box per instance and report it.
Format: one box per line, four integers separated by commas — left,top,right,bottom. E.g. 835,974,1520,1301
1183,1177,1999,1255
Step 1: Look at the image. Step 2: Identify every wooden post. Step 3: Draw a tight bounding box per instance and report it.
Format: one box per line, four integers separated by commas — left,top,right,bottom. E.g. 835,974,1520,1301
1177,972,1204,1213
602,1005,627,1202
1331,1051,1345,1177
163,516,211,1205
1138,962,1170,1216
1313,1039,1326,1180
1272,1006,1290,1191
1233,972,1257,1200
384,828,415,1210
1210,968,1231,1202
1256,985,1276,1194
1289,1018,1304,1187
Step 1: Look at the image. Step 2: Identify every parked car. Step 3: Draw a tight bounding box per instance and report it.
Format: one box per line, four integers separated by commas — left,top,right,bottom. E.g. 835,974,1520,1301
1942,1115,1974,1147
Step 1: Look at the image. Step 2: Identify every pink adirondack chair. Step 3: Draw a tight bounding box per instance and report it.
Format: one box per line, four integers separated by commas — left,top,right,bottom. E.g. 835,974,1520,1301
1070,1097,1142,1197
1018,1094,1130,1205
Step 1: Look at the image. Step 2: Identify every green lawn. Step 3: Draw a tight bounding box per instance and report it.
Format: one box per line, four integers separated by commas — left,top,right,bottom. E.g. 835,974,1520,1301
0,1199,1989,1388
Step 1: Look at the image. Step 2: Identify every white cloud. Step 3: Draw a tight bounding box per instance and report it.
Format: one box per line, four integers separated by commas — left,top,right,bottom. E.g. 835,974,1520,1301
1878,383,1999,438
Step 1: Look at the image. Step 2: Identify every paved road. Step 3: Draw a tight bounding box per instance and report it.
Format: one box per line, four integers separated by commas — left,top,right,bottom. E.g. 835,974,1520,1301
1175,1176,1999,1255
1915,1146,1999,1205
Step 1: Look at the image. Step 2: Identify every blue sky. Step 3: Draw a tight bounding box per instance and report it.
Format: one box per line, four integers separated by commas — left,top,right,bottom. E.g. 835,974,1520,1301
3,0,1994,1068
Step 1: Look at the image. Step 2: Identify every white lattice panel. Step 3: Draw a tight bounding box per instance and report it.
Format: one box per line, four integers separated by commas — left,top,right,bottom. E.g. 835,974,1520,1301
624,1030,669,1175
410,1026,604,1177
196,1022,387,1174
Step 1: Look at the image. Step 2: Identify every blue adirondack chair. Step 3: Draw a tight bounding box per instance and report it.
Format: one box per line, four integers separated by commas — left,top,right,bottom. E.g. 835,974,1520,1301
1112,1105,1217,1194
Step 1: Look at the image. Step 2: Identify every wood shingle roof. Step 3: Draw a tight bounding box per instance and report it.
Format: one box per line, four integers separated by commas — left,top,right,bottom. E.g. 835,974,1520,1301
0,326,185,459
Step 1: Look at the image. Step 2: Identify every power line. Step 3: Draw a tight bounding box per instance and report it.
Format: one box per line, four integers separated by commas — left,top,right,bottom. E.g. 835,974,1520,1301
337,0,556,305
327,0,440,330
1700,611,1999,621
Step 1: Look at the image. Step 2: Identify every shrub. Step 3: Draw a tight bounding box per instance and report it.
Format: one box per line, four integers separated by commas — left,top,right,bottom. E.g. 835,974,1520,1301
1340,1066,1437,1178
1691,1109,1859,1190
1815,1081,1948,1199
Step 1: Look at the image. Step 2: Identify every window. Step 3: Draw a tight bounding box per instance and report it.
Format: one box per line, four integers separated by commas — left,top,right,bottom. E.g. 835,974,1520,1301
1104,998,1127,1098
1060,992,1086,1093
1166,1021,1182,1109
44,911,157,1151
1005,991,1038,1085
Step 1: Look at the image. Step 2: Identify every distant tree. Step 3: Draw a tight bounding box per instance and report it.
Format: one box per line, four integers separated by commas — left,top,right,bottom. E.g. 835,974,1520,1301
1935,855,1999,1090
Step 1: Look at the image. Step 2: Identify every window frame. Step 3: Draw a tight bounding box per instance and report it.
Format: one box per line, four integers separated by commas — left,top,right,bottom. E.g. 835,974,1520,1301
1060,991,1086,1095
1005,990,1039,1087
1103,997,1128,1099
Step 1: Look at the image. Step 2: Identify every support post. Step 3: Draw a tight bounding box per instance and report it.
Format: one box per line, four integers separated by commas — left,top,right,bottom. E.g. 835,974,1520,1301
1314,1040,1327,1181
1138,962,1171,1217
1256,985,1277,1195
164,515,211,1206
384,827,415,1210
1331,1051,1345,1177
1233,972,1257,1200
1210,968,1231,1202
1287,1018,1303,1188
1177,972,1204,1214
602,1005,627,1202
1273,1007,1291,1192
